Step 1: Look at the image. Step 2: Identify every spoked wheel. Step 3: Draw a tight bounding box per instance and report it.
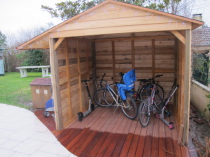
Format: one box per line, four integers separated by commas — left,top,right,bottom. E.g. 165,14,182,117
93,88,113,107
138,100,150,127
169,122,174,130
139,84,164,107
121,93,138,120
154,84,164,107
77,112,83,122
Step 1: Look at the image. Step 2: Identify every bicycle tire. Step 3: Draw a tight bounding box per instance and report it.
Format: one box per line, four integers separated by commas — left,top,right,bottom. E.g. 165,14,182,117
138,99,150,127
121,93,138,120
139,83,164,106
93,88,113,107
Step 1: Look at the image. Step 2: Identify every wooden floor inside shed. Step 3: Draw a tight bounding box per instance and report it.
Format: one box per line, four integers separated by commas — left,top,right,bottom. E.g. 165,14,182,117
35,107,195,157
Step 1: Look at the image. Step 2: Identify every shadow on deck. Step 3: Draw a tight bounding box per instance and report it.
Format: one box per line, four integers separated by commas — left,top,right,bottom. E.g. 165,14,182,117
35,107,196,157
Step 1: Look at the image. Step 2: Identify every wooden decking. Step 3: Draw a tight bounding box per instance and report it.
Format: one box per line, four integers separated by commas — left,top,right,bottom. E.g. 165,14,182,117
35,107,195,157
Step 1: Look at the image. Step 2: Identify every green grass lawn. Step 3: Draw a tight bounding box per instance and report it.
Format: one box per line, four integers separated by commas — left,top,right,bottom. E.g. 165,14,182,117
0,72,43,109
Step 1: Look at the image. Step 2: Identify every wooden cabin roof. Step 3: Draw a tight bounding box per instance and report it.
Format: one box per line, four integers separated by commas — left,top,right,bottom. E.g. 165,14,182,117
17,0,204,50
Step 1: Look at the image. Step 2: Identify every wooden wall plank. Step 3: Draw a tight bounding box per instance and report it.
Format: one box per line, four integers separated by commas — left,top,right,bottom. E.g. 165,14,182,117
76,40,83,112
152,39,155,77
95,33,176,103
65,39,73,120
112,41,116,82
59,16,185,32
51,22,191,38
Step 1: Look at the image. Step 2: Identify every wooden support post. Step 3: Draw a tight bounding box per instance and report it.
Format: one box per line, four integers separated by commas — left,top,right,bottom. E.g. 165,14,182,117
183,29,191,145
174,39,178,111
49,38,63,130
65,39,73,119
112,41,116,82
86,41,90,77
92,41,96,78
131,34,135,69
152,39,155,77
177,35,185,144
76,40,83,112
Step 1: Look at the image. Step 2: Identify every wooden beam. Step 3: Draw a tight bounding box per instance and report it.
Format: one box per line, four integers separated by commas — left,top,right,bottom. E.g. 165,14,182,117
177,35,185,140
131,34,135,69
152,39,155,77
95,35,175,42
86,41,90,78
76,40,83,112
92,41,97,77
50,22,192,38
65,39,73,119
183,29,191,145
54,37,65,51
171,31,186,45
112,41,116,82
49,38,63,130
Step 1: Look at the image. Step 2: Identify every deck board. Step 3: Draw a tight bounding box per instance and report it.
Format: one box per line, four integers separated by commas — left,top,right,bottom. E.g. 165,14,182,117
34,107,193,157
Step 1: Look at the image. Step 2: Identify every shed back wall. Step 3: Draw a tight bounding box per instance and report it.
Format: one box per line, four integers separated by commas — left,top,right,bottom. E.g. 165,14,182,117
95,33,176,96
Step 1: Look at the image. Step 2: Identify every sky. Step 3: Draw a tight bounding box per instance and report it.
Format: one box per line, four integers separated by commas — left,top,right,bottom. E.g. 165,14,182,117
0,0,63,34
0,0,210,35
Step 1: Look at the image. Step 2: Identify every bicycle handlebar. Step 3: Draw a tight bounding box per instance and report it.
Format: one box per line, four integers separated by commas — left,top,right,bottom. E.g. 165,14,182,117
137,74,163,83
81,79,90,82
99,73,106,87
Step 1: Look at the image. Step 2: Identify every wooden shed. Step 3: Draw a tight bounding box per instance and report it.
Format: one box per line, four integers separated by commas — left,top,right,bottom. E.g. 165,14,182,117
17,0,203,145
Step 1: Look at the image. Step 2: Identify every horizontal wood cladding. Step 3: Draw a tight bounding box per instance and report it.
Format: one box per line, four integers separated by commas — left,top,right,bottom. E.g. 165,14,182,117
95,34,176,96
52,2,191,39
57,38,93,128
51,22,191,38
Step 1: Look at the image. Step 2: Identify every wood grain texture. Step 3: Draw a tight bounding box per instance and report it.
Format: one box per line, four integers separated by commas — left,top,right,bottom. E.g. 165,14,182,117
34,108,192,157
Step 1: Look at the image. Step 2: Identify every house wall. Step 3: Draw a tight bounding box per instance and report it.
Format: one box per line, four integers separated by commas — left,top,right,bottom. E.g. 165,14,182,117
191,80,210,116
56,38,93,128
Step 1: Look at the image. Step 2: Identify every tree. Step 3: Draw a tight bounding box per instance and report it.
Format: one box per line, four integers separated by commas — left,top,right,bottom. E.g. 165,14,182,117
4,24,53,72
6,23,54,48
0,31,7,49
42,0,101,20
41,0,187,21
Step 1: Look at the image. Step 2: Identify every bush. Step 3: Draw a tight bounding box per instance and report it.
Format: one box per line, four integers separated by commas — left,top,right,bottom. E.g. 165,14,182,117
17,49,50,72
192,52,209,86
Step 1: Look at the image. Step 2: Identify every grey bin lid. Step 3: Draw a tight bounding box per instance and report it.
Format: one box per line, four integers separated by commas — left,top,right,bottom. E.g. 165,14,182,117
30,78,51,86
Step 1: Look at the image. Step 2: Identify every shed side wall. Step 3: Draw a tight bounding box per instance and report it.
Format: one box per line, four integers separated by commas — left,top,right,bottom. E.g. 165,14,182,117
57,38,93,128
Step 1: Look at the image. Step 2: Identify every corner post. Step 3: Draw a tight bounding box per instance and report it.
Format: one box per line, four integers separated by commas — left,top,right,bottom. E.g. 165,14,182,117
183,29,191,145
49,38,63,130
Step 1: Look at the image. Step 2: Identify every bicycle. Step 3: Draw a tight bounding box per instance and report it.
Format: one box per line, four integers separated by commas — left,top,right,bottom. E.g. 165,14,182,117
93,69,138,120
135,74,164,106
138,79,178,129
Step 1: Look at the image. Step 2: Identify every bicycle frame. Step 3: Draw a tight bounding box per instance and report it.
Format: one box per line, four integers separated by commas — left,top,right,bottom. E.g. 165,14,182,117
140,80,178,130
106,84,129,109
145,84,157,115
157,80,178,129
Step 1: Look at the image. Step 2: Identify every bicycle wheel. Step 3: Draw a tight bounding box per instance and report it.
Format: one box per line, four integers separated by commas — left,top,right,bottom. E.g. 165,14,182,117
93,88,113,107
154,84,164,107
138,99,150,127
139,84,164,106
121,93,138,120
139,86,151,100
